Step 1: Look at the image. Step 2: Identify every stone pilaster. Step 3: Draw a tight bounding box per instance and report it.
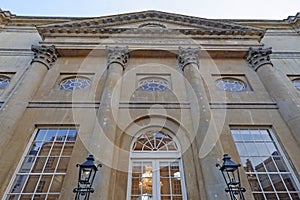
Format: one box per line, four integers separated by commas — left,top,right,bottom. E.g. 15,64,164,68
178,47,227,199
247,47,300,145
0,45,58,190
90,46,129,200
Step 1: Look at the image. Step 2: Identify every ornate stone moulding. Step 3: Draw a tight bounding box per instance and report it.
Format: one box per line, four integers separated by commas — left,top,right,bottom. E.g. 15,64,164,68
37,27,264,37
31,45,59,69
177,47,200,71
36,10,265,40
0,9,15,24
285,12,300,23
106,46,129,70
247,47,273,71
43,10,260,30
285,13,300,34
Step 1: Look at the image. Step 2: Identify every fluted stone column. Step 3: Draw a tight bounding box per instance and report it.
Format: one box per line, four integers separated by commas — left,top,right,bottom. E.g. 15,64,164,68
0,45,57,149
178,47,211,146
0,45,57,189
99,46,129,141
91,46,129,200
178,47,226,199
247,47,300,145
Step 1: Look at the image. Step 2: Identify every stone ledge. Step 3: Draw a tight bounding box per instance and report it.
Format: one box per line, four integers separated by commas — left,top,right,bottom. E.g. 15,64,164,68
271,52,300,59
210,102,278,109
0,49,33,56
28,101,100,108
119,102,190,109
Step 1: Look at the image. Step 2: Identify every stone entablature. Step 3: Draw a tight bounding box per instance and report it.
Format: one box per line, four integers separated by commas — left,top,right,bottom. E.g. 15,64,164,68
37,26,264,38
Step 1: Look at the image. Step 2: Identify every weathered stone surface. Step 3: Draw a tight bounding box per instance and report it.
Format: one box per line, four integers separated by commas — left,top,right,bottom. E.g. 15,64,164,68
0,10,300,200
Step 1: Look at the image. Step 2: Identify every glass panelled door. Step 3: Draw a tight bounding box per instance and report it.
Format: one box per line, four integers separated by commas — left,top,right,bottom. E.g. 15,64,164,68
131,161,154,199
129,160,185,200
160,161,183,200
128,131,187,200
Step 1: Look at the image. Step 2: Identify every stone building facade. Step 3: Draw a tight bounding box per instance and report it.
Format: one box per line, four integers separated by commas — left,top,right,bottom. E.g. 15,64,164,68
0,9,300,200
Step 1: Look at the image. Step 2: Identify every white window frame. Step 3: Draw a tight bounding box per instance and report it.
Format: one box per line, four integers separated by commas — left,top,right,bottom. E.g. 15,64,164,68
127,132,187,200
3,127,77,200
231,127,300,199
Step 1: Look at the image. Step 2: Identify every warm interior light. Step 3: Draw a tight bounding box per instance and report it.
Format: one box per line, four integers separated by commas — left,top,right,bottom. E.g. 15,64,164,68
139,166,153,194
138,166,164,196
174,171,180,180
140,194,152,200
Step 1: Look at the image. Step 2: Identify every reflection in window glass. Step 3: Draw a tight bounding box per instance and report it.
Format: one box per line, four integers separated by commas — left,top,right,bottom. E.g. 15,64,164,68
6,128,77,199
231,128,300,199
292,79,300,91
131,162,153,199
160,162,182,197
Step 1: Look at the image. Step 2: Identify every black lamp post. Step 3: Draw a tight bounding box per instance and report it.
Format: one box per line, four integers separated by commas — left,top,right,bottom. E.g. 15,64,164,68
73,155,102,200
216,154,246,200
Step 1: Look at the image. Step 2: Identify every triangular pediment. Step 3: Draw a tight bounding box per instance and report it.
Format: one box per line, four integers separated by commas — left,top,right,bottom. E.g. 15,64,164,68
37,10,265,39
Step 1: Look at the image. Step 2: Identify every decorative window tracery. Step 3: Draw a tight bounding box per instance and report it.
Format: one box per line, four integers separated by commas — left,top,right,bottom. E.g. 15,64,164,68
138,79,169,92
59,77,91,91
133,131,178,151
216,78,246,92
0,76,10,89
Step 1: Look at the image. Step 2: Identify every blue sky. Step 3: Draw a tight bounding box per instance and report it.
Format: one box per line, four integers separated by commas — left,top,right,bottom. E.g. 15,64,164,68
1,0,299,19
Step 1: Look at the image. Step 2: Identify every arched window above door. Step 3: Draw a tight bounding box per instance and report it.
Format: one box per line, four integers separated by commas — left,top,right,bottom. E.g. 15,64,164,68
127,130,187,200
133,131,178,151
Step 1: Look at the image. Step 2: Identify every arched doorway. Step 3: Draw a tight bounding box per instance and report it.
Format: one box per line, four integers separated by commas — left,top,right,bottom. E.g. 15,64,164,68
126,130,187,200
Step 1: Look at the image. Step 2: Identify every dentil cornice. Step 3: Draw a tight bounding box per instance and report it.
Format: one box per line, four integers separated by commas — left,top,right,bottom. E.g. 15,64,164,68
0,9,15,26
36,10,265,39
285,12,300,34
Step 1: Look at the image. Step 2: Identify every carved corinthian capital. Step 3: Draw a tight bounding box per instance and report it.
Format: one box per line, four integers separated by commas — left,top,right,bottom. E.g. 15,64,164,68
31,45,58,70
247,47,273,71
177,47,200,71
106,46,129,70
